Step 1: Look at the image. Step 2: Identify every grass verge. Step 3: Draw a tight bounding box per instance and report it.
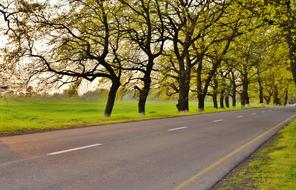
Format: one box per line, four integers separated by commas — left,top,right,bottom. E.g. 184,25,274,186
0,97,258,136
213,119,296,190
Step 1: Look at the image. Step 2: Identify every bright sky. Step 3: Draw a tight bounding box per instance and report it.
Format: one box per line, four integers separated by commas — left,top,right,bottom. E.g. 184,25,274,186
0,13,8,49
0,19,100,95
0,17,8,60
0,35,7,48
0,1,111,94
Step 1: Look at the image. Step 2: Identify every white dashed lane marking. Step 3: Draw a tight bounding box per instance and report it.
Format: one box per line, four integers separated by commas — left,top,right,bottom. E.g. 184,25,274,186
213,119,223,123
47,144,103,156
168,126,188,132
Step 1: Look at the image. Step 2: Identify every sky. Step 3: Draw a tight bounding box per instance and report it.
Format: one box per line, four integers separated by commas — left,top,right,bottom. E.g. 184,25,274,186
0,13,8,50
0,35,7,48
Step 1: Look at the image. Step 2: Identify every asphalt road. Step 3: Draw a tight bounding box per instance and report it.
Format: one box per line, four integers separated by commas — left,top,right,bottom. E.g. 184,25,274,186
0,107,295,190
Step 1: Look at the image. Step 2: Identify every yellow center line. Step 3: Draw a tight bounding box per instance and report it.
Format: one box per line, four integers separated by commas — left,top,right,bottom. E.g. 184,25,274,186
173,114,296,190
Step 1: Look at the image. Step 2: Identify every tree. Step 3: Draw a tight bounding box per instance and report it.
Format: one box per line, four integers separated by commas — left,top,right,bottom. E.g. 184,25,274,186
193,0,255,111
207,74,219,109
0,0,16,94
119,0,166,115
246,0,296,85
260,37,292,105
5,0,125,117
164,0,229,112
66,78,82,97
267,0,296,85
0,1,16,33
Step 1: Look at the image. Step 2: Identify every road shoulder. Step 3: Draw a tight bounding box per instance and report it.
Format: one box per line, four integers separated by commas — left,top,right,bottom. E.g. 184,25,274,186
211,119,296,190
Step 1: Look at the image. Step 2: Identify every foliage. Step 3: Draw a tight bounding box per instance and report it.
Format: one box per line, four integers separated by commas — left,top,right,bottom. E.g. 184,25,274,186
0,0,296,117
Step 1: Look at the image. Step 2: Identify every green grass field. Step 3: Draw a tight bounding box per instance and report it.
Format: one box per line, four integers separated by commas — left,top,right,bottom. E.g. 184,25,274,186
215,119,296,190
0,97,252,136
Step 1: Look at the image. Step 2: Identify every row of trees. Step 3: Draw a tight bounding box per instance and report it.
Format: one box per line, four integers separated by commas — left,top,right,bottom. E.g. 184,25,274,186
0,0,295,117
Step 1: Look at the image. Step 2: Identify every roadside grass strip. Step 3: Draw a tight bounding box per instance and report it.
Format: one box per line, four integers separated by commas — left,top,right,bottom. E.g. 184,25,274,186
213,119,296,190
0,98,260,136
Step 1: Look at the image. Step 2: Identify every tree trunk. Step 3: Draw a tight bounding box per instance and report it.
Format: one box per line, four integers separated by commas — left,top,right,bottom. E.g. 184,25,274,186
177,52,191,112
265,97,271,105
230,72,237,107
220,89,225,109
225,93,230,108
259,86,264,104
273,86,281,105
257,67,264,104
212,94,218,109
138,61,153,114
198,94,205,112
264,89,273,105
264,94,271,105
177,88,189,112
284,88,288,105
213,77,218,109
138,88,149,115
241,74,249,107
177,71,189,112
197,59,204,112
232,92,236,107
104,79,121,117
290,52,296,85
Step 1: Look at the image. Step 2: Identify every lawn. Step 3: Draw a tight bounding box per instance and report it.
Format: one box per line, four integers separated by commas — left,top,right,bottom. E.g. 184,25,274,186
0,97,249,136
214,119,296,190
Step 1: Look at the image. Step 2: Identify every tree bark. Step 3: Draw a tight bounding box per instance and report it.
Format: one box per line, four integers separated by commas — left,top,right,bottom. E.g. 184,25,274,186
259,85,264,104
177,69,190,112
284,88,288,105
265,96,271,105
220,89,225,109
273,86,281,105
197,58,204,112
212,78,218,109
230,71,237,107
225,93,230,108
138,87,150,115
212,94,218,109
138,59,153,114
198,94,205,112
256,67,264,104
176,46,191,112
289,44,296,85
232,91,236,107
264,89,273,105
104,79,121,117
241,74,250,107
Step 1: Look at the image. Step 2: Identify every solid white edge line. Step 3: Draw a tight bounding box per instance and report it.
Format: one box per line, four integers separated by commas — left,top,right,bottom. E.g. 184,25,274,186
169,126,188,132
47,143,103,156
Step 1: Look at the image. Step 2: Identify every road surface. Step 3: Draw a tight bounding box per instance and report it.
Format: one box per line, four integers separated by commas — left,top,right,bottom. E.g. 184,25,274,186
0,107,295,190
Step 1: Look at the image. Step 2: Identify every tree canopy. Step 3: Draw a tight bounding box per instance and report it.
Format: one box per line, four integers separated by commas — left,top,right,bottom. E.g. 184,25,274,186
1,0,295,116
